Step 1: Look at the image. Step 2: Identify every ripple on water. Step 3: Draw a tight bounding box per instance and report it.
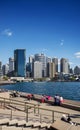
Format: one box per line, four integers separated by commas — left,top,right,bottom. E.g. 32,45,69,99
0,82,80,101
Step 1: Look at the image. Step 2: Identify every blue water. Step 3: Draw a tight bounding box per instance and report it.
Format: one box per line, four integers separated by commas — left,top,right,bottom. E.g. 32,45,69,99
0,82,80,101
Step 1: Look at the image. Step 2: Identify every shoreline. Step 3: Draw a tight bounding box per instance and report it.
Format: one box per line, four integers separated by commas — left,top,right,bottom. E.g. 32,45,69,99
0,80,80,103
0,80,16,86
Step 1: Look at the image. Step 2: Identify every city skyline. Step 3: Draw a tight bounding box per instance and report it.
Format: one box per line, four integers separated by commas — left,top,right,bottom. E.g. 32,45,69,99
0,0,80,69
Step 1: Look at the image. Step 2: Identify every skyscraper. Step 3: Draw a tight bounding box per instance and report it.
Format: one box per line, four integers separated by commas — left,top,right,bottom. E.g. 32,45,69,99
2,64,9,75
60,58,69,74
52,58,58,73
9,58,14,72
32,61,42,78
0,61,3,77
14,49,26,77
34,53,46,77
47,62,55,78
28,55,34,77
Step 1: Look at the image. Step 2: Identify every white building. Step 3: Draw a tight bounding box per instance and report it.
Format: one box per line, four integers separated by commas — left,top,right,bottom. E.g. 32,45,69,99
34,53,46,77
32,61,42,79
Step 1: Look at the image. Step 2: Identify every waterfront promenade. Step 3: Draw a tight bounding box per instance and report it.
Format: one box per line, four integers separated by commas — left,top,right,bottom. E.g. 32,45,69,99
0,91,80,130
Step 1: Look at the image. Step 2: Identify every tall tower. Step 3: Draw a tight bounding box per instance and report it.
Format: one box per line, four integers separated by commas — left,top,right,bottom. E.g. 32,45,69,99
14,49,26,77
32,61,42,78
47,62,55,78
60,58,69,74
0,61,3,77
2,64,9,75
9,57,14,72
52,58,58,73
28,55,34,77
34,53,46,77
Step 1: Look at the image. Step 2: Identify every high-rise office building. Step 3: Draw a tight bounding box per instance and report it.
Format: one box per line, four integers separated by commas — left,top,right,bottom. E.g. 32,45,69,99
52,58,58,73
74,66,80,75
28,55,34,77
34,53,46,77
60,58,69,74
29,55,34,63
46,57,51,63
14,49,26,77
2,64,9,75
0,61,3,77
32,61,42,78
47,62,55,78
9,58,14,72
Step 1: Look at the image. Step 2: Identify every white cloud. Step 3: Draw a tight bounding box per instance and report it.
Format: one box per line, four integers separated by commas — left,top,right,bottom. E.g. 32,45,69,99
60,42,63,46
60,39,64,46
69,62,74,65
2,29,13,37
42,48,48,52
74,52,80,58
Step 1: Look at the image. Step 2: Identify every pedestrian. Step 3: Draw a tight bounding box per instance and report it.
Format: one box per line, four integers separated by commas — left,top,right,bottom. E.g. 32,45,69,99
59,96,64,105
54,94,60,105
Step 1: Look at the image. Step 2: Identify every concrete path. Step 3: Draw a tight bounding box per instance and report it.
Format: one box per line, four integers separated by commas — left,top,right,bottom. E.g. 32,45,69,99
0,96,80,130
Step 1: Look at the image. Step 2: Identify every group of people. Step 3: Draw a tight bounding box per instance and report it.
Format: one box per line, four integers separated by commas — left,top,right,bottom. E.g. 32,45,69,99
54,94,64,105
27,94,34,100
26,93,64,105
41,95,51,103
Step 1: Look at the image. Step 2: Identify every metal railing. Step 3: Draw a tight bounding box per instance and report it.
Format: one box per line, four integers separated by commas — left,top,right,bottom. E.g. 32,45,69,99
0,96,69,123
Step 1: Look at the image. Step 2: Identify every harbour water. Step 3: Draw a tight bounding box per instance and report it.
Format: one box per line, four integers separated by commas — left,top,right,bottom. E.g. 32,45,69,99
0,81,80,101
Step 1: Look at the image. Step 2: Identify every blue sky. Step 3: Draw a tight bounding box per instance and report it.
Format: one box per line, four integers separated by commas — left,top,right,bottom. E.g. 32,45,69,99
0,0,80,69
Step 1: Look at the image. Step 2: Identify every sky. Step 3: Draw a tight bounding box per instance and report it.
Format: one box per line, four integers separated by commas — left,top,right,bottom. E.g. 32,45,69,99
0,0,80,69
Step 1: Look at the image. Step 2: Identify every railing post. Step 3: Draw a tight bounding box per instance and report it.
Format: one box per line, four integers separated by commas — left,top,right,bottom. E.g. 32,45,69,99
24,102,26,111
26,105,28,122
34,105,36,114
9,98,11,105
38,104,40,114
52,111,54,123
0,125,2,130
4,98,5,108
10,109,12,120
40,114,42,123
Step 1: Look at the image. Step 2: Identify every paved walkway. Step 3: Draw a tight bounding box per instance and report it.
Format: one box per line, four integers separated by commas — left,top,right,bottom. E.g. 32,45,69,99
0,96,80,130
9,97,80,123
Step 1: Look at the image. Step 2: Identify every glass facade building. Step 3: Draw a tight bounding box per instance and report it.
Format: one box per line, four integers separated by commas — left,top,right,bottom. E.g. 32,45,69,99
14,49,26,77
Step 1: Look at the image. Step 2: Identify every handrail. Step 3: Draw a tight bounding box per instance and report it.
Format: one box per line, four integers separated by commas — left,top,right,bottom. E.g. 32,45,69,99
0,96,69,114
0,96,69,123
